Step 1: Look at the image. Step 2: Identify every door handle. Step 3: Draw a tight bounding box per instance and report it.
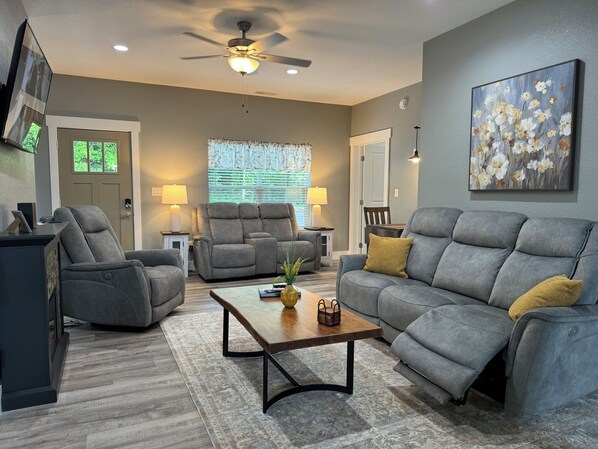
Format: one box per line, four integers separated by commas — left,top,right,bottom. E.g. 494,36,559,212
121,211,132,219
124,198,132,209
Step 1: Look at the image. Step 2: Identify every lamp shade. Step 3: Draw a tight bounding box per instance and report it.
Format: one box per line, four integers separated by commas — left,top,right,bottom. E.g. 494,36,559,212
162,184,188,205
228,55,260,75
307,187,328,205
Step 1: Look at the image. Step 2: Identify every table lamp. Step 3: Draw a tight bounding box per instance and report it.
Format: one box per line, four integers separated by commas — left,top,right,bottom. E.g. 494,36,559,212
162,184,188,232
307,187,328,228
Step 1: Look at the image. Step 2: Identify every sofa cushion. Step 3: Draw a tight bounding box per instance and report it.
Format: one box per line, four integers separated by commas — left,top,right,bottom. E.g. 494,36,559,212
211,244,255,268
239,203,263,235
364,235,413,278
432,242,511,301
489,218,593,309
508,275,583,320
263,218,294,241
452,211,526,249
277,240,315,262
145,265,185,307
259,203,293,219
339,270,426,318
379,285,482,332
207,202,240,219
391,304,514,401
402,208,462,284
210,218,244,244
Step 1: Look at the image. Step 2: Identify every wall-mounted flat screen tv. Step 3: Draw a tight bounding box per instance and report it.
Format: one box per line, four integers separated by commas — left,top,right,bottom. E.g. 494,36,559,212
0,21,52,154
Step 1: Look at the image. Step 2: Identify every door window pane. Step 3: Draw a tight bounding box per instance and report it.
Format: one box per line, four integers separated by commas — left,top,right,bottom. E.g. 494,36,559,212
72,140,119,174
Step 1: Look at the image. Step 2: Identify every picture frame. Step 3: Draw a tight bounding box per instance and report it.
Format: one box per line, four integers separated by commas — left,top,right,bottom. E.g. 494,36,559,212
469,59,580,191
11,210,33,233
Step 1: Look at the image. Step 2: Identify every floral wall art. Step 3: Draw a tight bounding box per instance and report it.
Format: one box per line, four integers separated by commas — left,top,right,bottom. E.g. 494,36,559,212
469,59,579,191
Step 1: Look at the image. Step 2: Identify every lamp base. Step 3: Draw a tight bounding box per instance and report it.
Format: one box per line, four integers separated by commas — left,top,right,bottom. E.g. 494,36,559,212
170,204,181,232
311,204,322,228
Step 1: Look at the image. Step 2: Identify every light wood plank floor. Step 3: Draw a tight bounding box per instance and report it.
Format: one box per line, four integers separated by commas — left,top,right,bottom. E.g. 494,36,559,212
0,264,338,449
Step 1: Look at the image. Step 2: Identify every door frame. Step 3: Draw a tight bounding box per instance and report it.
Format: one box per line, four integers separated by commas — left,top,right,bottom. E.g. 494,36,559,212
46,116,142,250
348,128,391,254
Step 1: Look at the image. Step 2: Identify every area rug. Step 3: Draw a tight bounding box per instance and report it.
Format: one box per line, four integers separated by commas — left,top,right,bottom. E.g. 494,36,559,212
161,312,598,449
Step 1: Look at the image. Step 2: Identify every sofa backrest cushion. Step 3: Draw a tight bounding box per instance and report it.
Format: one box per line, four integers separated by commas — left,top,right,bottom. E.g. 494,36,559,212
573,223,598,304
259,203,298,242
432,211,526,302
489,218,593,309
206,202,243,244
402,207,462,284
54,205,125,264
239,203,263,235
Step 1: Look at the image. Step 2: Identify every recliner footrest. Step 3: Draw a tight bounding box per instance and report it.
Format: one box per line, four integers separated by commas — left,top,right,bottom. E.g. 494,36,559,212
391,304,514,402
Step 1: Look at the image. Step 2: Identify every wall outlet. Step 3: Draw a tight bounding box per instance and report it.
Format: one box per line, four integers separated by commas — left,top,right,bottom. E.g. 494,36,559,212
152,187,163,197
394,188,399,198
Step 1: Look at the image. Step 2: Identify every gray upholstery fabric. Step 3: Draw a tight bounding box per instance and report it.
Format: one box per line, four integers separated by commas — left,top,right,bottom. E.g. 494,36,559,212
403,207,463,238
452,211,526,249
342,302,380,326
338,270,424,318
504,305,598,416
515,218,592,257
489,252,577,309
212,244,255,268
378,285,482,333
392,305,513,400
336,254,368,299
432,242,511,301
573,224,598,305
193,203,319,280
55,205,184,327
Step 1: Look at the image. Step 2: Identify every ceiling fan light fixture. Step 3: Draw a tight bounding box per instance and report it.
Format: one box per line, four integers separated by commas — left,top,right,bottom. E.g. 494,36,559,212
228,55,259,75
286,68,299,75
113,44,128,52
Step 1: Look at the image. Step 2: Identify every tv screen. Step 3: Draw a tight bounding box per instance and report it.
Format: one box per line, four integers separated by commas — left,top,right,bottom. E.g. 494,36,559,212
1,21,52,154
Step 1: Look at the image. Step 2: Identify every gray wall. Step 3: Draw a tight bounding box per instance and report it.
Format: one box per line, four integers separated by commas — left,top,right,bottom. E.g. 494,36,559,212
0,0,36,229
351,83,421,223
419,0,598,219
45,75,351,249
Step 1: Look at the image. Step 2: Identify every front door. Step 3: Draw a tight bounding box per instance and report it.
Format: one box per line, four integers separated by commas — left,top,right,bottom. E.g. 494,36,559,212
57,128,134,250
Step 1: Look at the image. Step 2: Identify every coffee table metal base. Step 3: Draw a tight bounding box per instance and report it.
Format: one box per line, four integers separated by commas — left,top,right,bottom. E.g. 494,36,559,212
222,309,354,413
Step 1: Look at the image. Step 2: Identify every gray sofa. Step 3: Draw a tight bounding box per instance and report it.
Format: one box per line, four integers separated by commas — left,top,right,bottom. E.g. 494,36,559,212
192,202,321,280
337,207,598,416
55,205,185,327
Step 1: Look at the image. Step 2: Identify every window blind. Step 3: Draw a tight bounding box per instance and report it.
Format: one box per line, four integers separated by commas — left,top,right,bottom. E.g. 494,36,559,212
208,139,312,227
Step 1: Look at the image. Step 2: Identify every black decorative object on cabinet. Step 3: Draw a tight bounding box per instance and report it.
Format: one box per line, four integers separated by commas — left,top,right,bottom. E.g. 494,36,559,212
0,223,70,411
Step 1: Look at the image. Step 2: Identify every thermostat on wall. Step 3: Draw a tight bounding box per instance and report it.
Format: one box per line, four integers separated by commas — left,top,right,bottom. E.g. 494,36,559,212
399,97,409,110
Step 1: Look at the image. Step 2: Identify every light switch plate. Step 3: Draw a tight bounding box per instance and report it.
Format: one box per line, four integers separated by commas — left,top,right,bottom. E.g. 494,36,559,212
152,187,163,197
394,189,399,198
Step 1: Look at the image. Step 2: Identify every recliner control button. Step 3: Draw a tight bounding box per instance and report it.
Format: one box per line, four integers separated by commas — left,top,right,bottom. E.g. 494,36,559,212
103,272,112,281
568,327,578,337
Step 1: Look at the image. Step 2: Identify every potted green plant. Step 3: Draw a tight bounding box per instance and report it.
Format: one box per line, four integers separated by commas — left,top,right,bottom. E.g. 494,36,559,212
276,249,306,308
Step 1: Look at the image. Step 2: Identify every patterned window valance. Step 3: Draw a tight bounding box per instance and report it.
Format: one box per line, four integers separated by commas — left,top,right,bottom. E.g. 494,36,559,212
208,138,312,173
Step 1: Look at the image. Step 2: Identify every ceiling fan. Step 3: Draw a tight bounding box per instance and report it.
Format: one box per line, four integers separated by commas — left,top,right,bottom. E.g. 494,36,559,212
181,21,312,75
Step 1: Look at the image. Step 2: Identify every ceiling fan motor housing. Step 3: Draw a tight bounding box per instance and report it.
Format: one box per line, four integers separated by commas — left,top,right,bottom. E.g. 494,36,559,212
229,21,255,49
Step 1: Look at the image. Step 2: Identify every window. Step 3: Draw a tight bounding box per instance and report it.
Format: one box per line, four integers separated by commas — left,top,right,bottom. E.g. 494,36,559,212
208,139,312,226
73,140,118,173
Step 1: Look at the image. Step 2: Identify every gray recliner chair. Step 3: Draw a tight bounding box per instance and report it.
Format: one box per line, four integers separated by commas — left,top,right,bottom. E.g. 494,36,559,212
54,205,185,327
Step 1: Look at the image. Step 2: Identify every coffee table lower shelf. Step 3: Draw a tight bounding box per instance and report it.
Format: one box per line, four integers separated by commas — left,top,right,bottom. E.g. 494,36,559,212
222,309,354,413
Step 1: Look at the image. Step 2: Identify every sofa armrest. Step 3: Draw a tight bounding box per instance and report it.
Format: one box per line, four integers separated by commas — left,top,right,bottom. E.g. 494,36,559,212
297,230,322,270
336,254,368,298
245,235,278,275
61,260,152,327
192,235,213,280
504,305,598,416
125,249,182,269
245,232,272,239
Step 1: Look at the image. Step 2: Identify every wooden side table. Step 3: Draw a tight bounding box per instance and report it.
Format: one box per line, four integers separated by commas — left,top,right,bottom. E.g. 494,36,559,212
305,227,334,267
161,231,189,278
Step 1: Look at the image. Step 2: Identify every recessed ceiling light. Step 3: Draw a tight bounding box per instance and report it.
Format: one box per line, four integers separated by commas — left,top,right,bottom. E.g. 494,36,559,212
113,44,128,52
286,69,299,75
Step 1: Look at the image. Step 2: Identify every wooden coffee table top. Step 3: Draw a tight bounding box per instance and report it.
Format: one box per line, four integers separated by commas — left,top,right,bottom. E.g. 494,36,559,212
210,285,382,353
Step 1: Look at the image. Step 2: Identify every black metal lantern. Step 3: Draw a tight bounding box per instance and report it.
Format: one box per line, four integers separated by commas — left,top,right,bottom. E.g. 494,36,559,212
318,298,341,326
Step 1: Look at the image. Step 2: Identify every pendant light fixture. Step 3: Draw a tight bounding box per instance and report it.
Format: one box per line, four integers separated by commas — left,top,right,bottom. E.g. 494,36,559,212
408,126,421,163
227,54,260,75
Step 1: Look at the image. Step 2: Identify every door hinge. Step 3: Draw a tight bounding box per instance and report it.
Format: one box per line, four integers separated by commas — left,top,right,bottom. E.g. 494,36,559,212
360,155,365,162
359,200,364,206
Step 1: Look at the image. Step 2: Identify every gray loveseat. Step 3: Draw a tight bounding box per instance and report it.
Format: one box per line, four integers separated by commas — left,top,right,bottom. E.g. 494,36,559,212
337,207,598,416
192,202,321,280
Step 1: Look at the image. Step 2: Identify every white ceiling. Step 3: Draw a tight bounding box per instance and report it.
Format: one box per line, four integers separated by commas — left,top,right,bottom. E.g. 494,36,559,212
22,0,513,106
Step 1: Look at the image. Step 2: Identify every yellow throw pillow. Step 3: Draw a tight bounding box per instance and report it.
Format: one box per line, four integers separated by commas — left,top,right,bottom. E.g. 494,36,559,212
508,275,583,320
364,235,414,278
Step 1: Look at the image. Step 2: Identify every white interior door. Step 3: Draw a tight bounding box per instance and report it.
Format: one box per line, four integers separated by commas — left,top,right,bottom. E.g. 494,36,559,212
349,129,391,254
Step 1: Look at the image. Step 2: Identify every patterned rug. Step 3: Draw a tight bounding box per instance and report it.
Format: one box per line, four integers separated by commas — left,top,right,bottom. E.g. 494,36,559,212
161,312,598,449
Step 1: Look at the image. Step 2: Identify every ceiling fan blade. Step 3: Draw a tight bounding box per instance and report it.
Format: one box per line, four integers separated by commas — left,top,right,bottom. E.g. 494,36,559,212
259,53,312,68
183,31,227,49
180,55,223,60
248,33,287,53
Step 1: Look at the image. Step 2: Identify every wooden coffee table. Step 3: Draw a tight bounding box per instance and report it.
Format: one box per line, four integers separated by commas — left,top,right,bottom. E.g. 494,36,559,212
210,285,382,413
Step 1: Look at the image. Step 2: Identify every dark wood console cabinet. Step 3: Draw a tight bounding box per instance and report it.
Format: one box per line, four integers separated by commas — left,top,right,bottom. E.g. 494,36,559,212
0,223,69,411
